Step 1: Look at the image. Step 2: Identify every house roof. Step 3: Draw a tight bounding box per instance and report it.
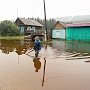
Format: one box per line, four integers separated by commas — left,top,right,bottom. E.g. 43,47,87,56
68,15,90,23
51,21,66,30
17,18,43,27
66,23,90,27
55,15,90,23
56,15,90,27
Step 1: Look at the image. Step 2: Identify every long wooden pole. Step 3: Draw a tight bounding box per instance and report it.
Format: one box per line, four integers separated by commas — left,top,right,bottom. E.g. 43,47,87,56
66,56,90,60
43,0,48,41
42,58,46,87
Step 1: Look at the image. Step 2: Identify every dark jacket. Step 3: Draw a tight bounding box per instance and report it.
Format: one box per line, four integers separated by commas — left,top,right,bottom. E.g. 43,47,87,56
34,40,41,51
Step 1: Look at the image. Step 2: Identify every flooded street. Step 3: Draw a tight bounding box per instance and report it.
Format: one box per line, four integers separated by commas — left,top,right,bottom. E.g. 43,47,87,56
0,39,90,90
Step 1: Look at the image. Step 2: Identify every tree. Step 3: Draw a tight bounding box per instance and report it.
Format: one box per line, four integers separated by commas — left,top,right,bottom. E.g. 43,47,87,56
0,20,20,36
30,17,56,30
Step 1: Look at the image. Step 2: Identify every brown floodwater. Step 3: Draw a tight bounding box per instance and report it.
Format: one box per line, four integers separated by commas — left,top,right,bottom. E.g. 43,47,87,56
0,39,90,90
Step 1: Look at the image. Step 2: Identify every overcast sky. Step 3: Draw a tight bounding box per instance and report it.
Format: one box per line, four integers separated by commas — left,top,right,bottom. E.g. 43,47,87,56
0,0,90,21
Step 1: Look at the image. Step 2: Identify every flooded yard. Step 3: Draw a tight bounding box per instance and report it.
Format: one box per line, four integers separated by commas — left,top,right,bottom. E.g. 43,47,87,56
0,39,90,90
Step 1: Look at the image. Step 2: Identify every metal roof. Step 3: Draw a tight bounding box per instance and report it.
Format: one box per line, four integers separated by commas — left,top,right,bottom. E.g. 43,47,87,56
56,15,90,27
66,23,90,27
55,15,90,23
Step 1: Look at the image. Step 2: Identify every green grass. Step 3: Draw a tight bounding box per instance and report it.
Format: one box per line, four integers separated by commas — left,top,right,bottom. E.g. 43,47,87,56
0,36,24,40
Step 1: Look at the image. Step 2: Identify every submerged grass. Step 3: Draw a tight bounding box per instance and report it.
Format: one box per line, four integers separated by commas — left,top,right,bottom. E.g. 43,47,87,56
0,36,24,40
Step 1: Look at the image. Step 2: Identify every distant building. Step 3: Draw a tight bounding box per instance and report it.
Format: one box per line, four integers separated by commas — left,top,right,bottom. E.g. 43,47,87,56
15,18,43,36
51,21,66,39
52,15,90,41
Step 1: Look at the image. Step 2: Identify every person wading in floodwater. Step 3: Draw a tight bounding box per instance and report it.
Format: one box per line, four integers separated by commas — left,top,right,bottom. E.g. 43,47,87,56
34,36,41,57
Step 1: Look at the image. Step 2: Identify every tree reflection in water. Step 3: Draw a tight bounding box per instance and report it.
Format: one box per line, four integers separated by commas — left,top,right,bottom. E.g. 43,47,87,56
0,39,33,55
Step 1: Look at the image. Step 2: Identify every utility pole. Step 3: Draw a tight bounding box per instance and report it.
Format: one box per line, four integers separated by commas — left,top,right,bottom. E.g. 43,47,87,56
43,0,48,42
17,7,18,18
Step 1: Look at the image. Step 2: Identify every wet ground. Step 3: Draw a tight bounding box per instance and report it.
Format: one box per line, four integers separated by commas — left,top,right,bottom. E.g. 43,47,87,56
0,39,90,90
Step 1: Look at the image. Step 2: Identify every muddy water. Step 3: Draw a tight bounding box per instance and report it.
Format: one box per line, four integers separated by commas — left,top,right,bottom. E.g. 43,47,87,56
0,39,90,90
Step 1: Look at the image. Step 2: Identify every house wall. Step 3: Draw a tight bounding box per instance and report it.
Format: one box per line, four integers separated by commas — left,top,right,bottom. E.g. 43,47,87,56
53,22,65,30
24,26,43,35
52,29,65,39
66,27,90,41
15,18,24,25
20,26,24,33
52,22,66,39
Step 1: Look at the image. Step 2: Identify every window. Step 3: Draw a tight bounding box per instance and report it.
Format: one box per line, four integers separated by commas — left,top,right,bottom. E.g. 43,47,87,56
32,27,36,32
20,26,24,33
27,26,32,31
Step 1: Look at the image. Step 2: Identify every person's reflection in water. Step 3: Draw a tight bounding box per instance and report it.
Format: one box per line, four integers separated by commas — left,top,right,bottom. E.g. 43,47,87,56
33,57,41,72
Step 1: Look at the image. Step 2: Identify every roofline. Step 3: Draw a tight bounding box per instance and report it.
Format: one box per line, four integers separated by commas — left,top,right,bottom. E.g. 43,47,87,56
17,17,43,27
51,21,66,30
66,22,90,27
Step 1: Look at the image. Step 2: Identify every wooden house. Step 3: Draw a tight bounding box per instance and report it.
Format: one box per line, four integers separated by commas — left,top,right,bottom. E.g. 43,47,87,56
15,18,43,36
51,21,66,39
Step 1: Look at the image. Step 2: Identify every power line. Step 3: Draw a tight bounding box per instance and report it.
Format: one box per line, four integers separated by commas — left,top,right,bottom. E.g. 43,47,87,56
49,1,90,13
